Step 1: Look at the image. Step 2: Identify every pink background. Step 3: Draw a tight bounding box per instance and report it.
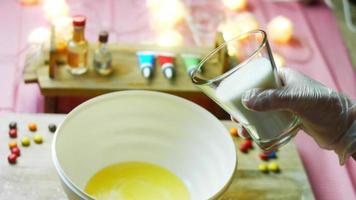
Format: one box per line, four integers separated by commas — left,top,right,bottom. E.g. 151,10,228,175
0,0,355,199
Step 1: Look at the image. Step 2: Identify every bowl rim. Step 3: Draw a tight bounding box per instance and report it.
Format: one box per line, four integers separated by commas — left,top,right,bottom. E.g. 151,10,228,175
52,90,237,200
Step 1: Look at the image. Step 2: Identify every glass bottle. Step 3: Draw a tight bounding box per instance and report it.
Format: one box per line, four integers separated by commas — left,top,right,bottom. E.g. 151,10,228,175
67,15,88,75
93,31,112,75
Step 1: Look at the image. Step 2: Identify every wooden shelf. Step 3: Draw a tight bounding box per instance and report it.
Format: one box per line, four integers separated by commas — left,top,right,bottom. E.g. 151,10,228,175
35,43,211,97
24,43,212,84
23,42,231,114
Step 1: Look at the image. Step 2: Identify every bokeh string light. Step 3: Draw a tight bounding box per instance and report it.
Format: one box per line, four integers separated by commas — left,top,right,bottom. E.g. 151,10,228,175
156,30,184,47
20,0,296,63
43,0,69,23
222,0,248,11
146,0,186,29
219,12,260,41
147,0,186,47
267,16,293,44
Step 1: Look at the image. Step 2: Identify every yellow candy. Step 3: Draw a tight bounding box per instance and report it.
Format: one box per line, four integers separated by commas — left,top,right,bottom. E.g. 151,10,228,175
8,141,17,149
33,134,43,144
229,127,238,137
268,162,279,172
28,123,37,132
21,136,31,147
258,164,268,173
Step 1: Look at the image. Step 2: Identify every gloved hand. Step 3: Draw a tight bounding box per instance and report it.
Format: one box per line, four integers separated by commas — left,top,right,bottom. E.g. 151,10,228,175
240,68,356,165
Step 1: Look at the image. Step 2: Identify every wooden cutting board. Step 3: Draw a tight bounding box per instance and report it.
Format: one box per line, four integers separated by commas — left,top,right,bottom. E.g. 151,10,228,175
0,113,314,200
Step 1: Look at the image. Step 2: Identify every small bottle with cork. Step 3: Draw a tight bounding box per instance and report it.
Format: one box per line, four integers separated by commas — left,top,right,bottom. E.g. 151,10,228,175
67,15,88,75
93,31,112,76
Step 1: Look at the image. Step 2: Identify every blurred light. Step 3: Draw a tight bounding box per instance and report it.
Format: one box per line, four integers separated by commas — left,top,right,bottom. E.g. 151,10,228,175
20,0,39,5
43,0,69,23
28,27,50,46
53,16,73,42
222,0,248,11
218,11,259,57
219,12,259,42
147,0,186,29
267,16,293,44
157,30,183,47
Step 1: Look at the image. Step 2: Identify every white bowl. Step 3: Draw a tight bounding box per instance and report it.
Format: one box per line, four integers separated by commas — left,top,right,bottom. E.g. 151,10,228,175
52,90,237,200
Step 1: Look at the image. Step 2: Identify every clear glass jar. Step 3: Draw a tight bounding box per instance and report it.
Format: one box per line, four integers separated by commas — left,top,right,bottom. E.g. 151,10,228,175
93,31,112,76
191,30,300,151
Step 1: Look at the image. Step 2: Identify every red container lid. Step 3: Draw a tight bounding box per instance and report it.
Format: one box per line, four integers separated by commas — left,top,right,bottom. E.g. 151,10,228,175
73,15,86,27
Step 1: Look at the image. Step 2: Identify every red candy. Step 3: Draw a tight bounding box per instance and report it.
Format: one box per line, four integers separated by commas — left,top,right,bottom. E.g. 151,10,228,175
259,153,269,161
8,154,17,164
9,129,17,138
244,139,253,149
239,139,254,153
239,143,249,153
11,147,21,157
240,128,250,138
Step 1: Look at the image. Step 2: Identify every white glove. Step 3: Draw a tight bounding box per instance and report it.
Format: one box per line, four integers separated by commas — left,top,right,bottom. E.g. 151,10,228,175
241,68,356,165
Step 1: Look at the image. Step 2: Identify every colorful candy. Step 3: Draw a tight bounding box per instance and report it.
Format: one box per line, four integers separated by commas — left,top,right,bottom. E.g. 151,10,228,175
259,153,269,161
9,129,17,138
268,162,280,172
259,151,277,161
33,134,43,144
48,123,57,133
28,123,37,132
239,139,253,153
229,127,238,137
9,121,17,129
258,162,281,173
268,151,277,159
11,147,21,157
258,163,268,173
239,128,250,139
244,139,253,149
8,141,17,150
8,154,17,164
239,143,249,153
21,136,31,147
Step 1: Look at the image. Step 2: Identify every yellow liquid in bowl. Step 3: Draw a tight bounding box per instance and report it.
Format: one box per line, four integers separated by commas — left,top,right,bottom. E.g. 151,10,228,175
84,162,190,200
